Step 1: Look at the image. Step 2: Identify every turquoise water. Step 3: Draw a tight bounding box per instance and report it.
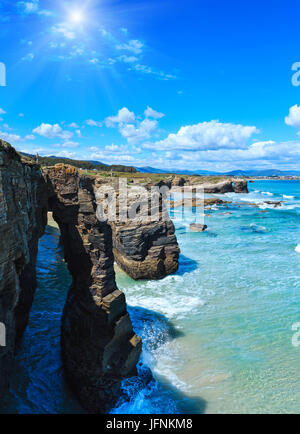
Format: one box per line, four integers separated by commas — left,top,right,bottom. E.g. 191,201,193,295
1,180,300,414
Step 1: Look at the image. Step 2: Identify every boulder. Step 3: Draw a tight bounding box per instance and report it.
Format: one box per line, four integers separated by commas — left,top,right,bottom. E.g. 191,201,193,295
190,223,208,232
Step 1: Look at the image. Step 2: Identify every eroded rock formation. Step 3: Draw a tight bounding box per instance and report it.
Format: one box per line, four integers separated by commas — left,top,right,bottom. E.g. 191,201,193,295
0,141,47,400
44,165,142,412
233,179,249,194
171,178,249,194
95,183,180,280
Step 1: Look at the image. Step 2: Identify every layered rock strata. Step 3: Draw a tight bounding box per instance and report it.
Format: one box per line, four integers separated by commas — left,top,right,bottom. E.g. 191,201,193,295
44,165,142,412
95,183,180,280
171,178,249,194
0,141,47,399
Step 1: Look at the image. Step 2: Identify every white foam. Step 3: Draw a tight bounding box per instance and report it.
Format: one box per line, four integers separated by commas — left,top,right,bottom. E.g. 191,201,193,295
295,245,300,253
262,191,274,196
283,195,295,199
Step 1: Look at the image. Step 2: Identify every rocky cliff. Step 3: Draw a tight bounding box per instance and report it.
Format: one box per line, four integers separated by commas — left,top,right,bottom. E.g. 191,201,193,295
44,165,142,412
0,141,47,400
171,178,249,194
95,183,180,280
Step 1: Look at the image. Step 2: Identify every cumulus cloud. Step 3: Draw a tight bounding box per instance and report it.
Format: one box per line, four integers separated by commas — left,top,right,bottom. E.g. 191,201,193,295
144,106,165,119
116,39,144,54
33,123,73,140
119,119,158,145
285,105,300,129
105,107,161,145
104,144,128,153
144,121,259,151
0,108,6,115
105,107,135,127
85,119,102,127
0,131,22,143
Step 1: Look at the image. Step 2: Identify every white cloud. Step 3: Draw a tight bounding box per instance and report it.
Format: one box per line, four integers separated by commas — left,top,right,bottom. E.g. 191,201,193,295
0,108,6,115
52,24,76,40
285,105,300,129
118,55,138,64
21,53,34,61
0,131,22,143
24,134,35,140
54,150,77,158
131,64,177,80
33,123,73,140
119,119,158,145
144,106,165,119
105,107,135,127
144,121,259,151
89,58,100,64
104,144,128,153
85,119,102,127
18,0,39,14
69,122,79,128
19,113,24,117
116,39,144,54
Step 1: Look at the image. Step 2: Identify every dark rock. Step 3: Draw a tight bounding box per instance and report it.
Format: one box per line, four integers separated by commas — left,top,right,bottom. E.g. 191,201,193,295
0,140,47,400
233,179,249,193
190,224,208,232
96,184,180,280
44,164,142,413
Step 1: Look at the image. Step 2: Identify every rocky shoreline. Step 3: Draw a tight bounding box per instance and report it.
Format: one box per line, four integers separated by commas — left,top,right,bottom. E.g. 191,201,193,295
0,140,251,413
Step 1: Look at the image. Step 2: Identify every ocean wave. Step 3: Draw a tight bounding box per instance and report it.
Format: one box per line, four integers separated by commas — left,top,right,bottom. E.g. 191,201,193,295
283,195,295,199
262,191,274,196
295,245,300,253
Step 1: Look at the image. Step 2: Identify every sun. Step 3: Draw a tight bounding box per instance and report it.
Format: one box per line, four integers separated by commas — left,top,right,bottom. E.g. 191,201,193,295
69,9,85,24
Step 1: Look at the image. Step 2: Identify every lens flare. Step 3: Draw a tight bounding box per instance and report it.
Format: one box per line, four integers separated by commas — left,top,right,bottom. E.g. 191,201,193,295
69,10,84,24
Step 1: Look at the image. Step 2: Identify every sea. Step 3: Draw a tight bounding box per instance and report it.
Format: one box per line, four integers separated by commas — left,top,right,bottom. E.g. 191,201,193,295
1,180,300,414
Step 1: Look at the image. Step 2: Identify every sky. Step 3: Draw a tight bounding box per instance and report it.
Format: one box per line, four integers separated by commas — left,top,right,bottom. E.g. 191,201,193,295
0,0,300,172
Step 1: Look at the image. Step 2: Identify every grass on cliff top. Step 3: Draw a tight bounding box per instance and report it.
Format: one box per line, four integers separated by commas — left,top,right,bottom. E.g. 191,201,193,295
78,169,229,185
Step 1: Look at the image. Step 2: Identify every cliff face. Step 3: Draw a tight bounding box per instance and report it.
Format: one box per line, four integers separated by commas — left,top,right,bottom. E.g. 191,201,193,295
171,178,249,194
95,183,180,280
44,165,142,413
0,141,47,399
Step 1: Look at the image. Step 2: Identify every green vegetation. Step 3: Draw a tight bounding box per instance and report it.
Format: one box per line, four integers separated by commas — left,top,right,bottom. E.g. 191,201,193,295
19,152,137,173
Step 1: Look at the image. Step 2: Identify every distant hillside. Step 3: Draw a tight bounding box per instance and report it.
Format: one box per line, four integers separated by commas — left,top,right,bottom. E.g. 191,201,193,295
225,169,300,177
20,152,137,173
137,166,220,175
137,166,300,177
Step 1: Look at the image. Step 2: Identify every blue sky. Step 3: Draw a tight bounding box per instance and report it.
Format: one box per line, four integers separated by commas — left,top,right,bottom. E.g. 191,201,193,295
1,0,300,171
